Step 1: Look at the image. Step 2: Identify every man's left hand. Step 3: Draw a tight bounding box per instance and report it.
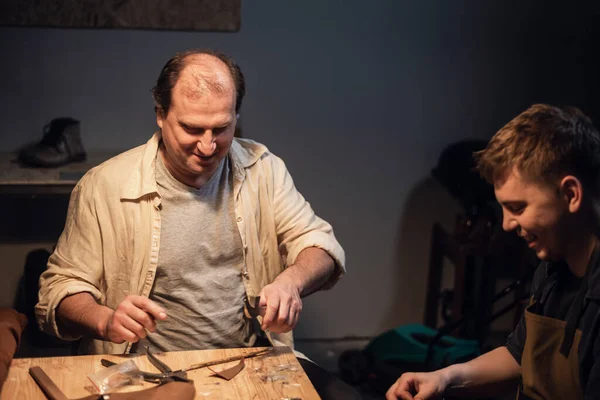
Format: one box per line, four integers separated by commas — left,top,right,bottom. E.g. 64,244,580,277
258,278,303,334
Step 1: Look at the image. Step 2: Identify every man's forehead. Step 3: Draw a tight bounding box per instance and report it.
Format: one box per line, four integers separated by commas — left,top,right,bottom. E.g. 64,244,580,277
175,74,233,105
492,166,518,190
178,56,233,89
493,166,558,200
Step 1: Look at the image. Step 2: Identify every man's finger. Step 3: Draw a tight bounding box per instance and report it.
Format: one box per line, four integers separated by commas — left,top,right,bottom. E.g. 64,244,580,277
276,297,291,326
120,315,147,340
256,295,267,317
387,377,415,400
290,302,302,327
395,388,415,400
258,294,267,308
386,381,400,400
414,385,436,400
110,322,138,343
262,297,280,329
130,296,167,321
124,304,158,332
291,307,301,329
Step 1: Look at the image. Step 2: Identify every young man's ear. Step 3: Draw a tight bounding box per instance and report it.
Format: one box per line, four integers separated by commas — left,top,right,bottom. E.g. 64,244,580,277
560,175,583,213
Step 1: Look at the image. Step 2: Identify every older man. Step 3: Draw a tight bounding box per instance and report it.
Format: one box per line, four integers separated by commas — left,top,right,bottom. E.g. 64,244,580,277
36,49,358,399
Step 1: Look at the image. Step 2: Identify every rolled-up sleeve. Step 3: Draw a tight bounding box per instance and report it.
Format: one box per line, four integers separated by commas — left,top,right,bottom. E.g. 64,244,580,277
35,172,104,340
271,155,345,289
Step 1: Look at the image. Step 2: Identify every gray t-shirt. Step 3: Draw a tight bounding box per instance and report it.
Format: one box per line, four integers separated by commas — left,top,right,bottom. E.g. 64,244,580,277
138,152,255,351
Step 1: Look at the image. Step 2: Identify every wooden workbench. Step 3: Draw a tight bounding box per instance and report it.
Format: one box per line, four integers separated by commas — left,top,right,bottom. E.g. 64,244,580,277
1,346,319,399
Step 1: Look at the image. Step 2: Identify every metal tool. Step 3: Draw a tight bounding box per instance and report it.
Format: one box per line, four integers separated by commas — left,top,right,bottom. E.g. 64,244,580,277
146,347,191,383
100,347,272,384
100,348,192,385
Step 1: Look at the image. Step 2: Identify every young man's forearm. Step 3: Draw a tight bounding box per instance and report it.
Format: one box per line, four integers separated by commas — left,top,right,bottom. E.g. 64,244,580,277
443,346,521,397
56,292,112,340
274,247,335,297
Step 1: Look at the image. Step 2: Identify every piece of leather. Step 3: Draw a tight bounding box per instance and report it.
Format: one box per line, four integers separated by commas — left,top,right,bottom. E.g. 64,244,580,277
30,365,195,400
0,308,28,392
208,358,245,381
29,367,69,400
77,382,196,400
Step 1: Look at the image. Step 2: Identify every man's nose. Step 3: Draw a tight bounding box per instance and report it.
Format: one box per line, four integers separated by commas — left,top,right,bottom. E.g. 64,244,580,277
197,132,216,156
502,213,517,232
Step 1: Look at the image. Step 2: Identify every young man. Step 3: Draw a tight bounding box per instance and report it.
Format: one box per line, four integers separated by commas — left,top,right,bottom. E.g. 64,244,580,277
387,104,600,400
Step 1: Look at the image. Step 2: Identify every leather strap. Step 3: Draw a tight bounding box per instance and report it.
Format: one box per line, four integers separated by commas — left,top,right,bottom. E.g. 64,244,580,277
559,246,598,357
29,366,69,400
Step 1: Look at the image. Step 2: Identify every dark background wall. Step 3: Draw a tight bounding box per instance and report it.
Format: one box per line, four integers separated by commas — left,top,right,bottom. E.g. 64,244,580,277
1,1,599,344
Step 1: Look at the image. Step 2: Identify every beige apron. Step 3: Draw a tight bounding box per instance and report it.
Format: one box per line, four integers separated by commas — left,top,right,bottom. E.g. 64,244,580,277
517,265,589,400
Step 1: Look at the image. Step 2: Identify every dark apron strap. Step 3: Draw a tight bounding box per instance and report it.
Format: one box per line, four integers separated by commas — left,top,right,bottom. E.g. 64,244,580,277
559,246,599,357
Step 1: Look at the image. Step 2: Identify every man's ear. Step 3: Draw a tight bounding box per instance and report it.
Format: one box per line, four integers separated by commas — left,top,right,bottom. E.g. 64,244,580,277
560,175,583,213
156,108,165,129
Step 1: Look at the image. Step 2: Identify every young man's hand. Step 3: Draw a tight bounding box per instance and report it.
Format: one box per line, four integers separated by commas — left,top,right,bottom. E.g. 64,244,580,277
386,370,449,400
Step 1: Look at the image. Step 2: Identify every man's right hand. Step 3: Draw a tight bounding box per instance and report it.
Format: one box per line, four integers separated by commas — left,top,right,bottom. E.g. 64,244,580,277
100,295,167,344
386,371,449,400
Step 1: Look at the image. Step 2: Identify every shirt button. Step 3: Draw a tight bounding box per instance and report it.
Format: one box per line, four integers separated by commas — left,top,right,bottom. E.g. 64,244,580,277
236,216,243,222
242,271,249,278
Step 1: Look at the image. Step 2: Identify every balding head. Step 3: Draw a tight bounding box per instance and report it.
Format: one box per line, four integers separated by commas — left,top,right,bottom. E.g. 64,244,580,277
152,49,246,118
176,54,235,105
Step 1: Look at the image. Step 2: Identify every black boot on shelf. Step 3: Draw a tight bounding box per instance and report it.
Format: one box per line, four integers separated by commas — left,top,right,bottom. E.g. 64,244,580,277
19,118,87,168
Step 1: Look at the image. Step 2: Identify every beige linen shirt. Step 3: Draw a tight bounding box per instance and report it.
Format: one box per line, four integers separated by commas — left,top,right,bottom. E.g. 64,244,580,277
36,132,345,355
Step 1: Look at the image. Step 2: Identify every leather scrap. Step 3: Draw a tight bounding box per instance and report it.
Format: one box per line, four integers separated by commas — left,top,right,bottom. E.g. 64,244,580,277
29,365,195,400
208,358,245,380
29,366,68,400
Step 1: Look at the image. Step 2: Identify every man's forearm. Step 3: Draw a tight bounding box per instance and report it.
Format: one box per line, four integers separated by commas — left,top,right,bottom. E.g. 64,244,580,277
56,292,112,340
274,247,335,297
443,346,521,397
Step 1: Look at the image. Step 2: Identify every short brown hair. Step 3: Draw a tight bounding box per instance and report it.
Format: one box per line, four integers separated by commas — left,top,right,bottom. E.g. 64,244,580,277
151,49,246,117
475,104,600,191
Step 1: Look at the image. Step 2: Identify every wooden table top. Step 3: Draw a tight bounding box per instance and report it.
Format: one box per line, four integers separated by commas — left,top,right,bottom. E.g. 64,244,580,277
1,346,320,399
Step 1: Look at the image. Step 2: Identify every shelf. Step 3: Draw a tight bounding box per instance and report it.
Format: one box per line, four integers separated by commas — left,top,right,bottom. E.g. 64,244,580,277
0,152,118,195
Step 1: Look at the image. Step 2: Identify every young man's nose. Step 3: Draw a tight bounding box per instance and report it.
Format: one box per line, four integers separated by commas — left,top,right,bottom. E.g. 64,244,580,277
502,214,518,232
197,132,216,156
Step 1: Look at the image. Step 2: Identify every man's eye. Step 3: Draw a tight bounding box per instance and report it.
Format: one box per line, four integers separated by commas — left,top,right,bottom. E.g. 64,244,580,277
214,126,228,135
185,127,203,135
511,206,525,214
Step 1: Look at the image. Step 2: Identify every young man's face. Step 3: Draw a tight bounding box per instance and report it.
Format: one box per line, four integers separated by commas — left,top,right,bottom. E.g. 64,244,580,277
494,167,573,261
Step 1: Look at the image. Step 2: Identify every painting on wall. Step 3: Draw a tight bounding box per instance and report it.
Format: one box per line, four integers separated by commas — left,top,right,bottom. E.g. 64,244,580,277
0,0,241,31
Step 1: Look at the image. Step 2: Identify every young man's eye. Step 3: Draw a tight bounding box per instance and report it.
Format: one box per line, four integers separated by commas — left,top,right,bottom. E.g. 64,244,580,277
511,205,525,214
